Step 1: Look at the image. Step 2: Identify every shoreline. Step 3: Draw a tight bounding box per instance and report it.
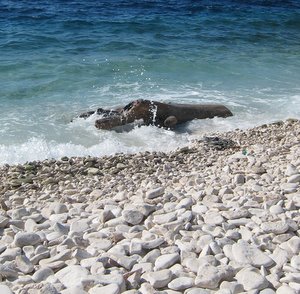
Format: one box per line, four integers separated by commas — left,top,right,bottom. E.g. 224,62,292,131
0,119,300,293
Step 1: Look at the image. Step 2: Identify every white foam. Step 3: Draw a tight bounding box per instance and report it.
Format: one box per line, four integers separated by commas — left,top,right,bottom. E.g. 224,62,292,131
1,84,300,165
0,125,191,165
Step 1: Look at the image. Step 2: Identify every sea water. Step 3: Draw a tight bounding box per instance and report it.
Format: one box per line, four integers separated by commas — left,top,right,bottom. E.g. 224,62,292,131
1,0,300,164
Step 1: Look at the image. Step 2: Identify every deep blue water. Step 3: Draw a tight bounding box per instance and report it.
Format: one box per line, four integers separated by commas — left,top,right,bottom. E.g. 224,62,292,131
1,0,300,164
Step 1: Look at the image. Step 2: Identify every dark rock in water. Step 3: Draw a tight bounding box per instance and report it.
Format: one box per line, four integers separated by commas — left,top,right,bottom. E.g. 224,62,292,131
77,99,233,130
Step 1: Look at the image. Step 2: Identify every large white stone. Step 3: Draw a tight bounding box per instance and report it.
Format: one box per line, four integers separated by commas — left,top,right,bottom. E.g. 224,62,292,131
70,219,89,233
0,215,9,228
168,277,194,291
144,269,173,288
232,240,274,267
291,255,300,270
261,221,289,234
15,255,34,274
153,211,177,224
203,211,224,225
122,209,144,225
276,285,297,294
195,264,221,289
235,267,268,291
287,236,300,254
155,253,180,270
32,267,54,282
55,265,89,288
0,285,13,294
219,281,244,294
14,232,42,247
285,164,298,176
146,187,164,199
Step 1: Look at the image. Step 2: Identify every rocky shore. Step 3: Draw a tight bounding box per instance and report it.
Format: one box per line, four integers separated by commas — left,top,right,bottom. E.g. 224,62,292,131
0,119,300,294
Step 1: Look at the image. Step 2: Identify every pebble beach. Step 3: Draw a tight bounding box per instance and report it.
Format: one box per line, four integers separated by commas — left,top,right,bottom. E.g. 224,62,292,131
0,119,300,294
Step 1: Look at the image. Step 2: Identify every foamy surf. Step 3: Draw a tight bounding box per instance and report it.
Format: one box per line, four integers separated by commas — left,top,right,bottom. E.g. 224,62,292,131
0,107,296,166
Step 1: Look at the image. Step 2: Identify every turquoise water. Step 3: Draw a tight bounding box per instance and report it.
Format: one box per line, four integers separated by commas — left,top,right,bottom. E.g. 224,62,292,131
1,1,300,164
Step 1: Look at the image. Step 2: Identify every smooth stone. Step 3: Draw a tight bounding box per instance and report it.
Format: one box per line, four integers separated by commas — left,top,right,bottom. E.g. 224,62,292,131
281,183,298,194
287,236,300,254
235,267,269,291
184,258,201,273
290,282,300,292
219,281,244,294
153,211,177,224
87,167,101,175
134,203,156,217
232,240,274,267
144,269,173,288
195,264,221,289
31,251,51,265
233,174,245,185
116,255,139,270
0,216,9,228
89,239,112,251
90,262,105,275
132,262,153,273
142,237,165,249
192,205,208,215
0,263,18,279
276,285,297,294
222,209,249,220
32,267,54,283
269,205,284,214
122,209,144,225
285,164,298,176
139,282,155,294
15,255,34,274
70,219,89,233
146,187,165,199
168,277,194,291
55,265,89,288
270,246,288,268
288,174,300,183
0,285,13,294
14,232,42,247
95,273,125,292
53,203,68,214
203,211,224,226
291,256,300,270
1,247,22,261
261,221,289,234
39,249,72,266
49,213,68,223
80,257,99,268
155,253,180,270
89,284,120,294
129,240,143,255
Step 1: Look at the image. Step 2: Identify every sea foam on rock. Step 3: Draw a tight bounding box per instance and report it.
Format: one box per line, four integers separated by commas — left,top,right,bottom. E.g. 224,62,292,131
0,119,300,293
